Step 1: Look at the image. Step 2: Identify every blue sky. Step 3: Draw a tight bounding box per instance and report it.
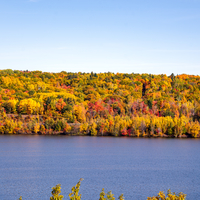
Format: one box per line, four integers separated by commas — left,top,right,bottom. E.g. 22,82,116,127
0,0,200,75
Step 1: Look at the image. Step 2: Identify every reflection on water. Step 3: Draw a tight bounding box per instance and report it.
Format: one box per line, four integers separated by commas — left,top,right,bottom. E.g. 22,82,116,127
0,136,200,200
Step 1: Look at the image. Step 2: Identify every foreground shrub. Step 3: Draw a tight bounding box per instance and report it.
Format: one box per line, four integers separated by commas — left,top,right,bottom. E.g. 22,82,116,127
18,179,186,200
50,184,64,200
147,190,186,200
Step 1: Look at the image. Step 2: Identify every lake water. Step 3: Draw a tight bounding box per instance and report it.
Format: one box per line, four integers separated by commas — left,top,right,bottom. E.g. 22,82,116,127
0,136,200,200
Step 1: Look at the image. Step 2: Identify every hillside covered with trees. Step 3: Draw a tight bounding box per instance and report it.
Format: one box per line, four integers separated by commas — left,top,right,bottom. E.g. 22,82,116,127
0,69,200,137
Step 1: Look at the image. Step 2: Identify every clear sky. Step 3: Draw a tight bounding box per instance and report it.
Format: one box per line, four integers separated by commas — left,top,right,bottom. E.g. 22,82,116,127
0,0,200,75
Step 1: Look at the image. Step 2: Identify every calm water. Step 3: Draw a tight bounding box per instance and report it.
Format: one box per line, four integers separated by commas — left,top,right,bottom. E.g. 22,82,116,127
0,136,200,200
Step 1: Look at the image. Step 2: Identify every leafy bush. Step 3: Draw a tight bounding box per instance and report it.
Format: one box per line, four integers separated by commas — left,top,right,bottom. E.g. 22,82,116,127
18,179,186,200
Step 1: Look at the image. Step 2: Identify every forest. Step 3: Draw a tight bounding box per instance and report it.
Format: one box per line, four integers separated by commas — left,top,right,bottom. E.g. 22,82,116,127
0,69,200,137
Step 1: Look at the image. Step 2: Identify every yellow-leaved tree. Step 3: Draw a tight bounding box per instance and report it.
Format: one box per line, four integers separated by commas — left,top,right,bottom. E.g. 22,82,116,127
187,121,200,138
18,99,42,115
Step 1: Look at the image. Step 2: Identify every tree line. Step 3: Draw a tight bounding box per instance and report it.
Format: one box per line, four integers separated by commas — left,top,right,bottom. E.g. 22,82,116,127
0,69,200,137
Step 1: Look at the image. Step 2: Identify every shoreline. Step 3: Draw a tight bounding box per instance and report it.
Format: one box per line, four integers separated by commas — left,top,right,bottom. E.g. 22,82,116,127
1,132,199,138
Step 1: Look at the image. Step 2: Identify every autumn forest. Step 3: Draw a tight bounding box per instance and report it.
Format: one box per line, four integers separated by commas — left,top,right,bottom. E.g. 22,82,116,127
0,69,200,137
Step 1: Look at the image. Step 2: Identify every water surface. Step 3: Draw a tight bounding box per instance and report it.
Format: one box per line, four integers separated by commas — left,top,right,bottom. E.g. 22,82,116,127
0,135,199,199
